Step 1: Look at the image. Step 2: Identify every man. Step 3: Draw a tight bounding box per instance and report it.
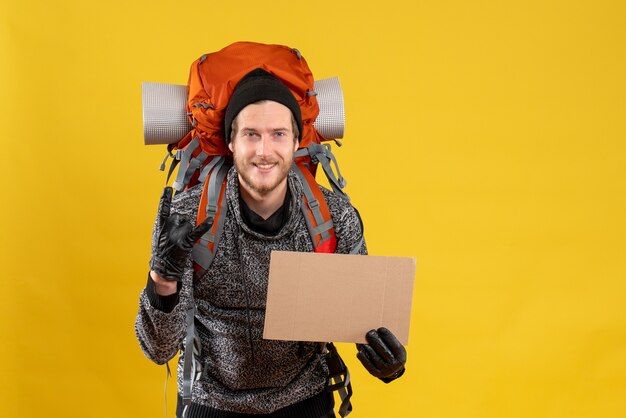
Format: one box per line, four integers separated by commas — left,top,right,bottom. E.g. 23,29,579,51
135,68,406,418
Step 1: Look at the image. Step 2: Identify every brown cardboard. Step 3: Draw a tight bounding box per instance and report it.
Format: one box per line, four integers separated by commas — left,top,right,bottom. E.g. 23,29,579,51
263,251,416,344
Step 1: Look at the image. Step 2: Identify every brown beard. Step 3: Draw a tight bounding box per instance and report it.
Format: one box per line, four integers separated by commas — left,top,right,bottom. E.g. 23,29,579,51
233,155,293,196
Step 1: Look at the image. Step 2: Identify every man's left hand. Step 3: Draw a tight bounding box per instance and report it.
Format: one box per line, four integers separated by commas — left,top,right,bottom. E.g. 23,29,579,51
356,327,407,382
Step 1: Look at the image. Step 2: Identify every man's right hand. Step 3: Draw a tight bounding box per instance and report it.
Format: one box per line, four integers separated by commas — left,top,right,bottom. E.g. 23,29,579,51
149,187,212,282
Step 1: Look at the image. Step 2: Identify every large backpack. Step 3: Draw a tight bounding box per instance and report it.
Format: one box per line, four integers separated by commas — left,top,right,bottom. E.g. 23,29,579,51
163,42,354,280
152,41,356,417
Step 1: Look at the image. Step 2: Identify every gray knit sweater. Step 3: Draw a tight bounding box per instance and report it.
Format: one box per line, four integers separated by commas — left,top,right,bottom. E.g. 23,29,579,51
135,167,367,414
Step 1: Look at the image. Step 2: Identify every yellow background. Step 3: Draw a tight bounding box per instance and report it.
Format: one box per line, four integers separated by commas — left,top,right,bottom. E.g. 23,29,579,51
1,0,625,417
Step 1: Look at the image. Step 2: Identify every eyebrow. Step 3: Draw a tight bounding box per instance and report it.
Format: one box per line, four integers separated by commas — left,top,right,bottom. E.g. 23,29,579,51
240,127,290,133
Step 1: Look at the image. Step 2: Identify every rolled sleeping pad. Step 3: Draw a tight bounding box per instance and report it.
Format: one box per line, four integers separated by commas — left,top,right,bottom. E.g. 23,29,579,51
142,77,345,145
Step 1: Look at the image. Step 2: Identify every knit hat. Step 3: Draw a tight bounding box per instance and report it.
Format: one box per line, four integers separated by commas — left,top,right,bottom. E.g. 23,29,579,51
224,68,303,143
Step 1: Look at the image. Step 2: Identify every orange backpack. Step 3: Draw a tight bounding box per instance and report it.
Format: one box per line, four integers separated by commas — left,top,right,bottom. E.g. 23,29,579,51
164,42,350,282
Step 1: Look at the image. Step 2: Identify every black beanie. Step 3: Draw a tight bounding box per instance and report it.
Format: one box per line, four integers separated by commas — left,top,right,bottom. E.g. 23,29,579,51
224,68,303,143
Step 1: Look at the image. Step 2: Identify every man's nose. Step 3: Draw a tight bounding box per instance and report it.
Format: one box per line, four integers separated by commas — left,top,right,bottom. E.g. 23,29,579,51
256,136,271,157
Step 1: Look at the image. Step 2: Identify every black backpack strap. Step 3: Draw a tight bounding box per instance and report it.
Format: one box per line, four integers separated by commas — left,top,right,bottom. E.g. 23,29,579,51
325,342,353,417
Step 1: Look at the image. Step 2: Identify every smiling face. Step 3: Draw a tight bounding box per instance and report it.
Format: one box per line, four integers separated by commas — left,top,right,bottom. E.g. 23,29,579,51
228,100,299,203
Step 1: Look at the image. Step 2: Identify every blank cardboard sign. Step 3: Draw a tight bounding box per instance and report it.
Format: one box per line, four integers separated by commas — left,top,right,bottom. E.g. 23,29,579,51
263,251,416,344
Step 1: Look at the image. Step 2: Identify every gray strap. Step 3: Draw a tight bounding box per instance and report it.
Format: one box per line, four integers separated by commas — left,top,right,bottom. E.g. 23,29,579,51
181,151,208,189
192,241,213,271
181,302,203,418
321,145,347,190
294,148,311,158
161,148,183,185
182,306,196,406
191,163,231,271
165,149,181,186
296,144,348,198
193,102,214,109
197,155,223,184
173,137,200,191
164,362,172,418
312,220,334,237
293,165,332,242
312,144,348,197
159,151,171,171
207,164,231,250
325,342,353,417
206,160,228,217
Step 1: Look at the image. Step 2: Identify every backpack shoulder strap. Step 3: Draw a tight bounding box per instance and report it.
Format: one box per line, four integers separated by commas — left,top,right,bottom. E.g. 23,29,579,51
179,159,230,418
191,157,231,280
296,143,348,198
293,146,357,416
180,304,202,417
325,342,353,417
293,160,337,254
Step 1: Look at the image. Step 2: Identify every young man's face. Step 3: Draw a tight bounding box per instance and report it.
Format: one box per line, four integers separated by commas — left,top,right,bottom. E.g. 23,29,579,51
228,100,299,199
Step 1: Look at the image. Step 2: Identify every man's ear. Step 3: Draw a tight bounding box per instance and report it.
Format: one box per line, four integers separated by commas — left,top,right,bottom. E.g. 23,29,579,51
228,140,234,153
293,139,299,152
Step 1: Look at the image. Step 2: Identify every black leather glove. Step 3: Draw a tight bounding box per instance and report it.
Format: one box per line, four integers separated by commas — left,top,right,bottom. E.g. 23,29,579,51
149,187,212,281
356,327,407,382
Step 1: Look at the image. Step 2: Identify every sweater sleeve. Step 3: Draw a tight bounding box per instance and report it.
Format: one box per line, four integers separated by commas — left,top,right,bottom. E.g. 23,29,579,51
134,187,200,365
333,200,368,256
135,256,195,365
134,284,188,364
